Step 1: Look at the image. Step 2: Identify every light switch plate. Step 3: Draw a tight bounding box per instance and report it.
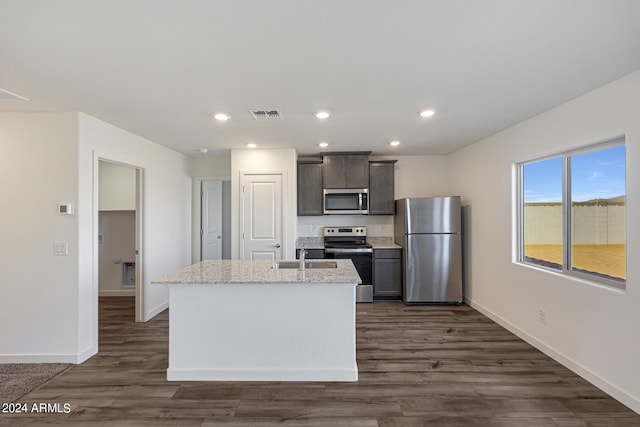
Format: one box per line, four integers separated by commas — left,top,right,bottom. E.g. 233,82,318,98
54,241,69,256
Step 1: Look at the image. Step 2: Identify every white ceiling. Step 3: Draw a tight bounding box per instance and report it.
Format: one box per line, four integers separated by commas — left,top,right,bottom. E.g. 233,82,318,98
1,1,640,157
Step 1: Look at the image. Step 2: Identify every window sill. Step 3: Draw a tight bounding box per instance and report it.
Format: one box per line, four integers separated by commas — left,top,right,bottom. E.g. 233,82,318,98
513,260,626,293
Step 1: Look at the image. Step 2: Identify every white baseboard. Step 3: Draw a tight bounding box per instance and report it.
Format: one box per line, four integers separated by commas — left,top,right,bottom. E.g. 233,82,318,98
144,301,168,321
166,367,358,382
0,344,97,364
0,354,81,364
99,289,135,297
465,296,640,415
75,345,98,364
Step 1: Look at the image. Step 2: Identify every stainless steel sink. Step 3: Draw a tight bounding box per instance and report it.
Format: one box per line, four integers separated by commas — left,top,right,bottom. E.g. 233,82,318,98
271,261,337,269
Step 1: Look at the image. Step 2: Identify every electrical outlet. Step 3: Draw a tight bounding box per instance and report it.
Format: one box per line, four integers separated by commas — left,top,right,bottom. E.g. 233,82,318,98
538,309,546,325
54,241,69,256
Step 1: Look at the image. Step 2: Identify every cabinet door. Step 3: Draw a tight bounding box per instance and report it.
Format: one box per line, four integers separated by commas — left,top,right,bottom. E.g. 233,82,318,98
344,155,369,188
297,162,323,215
323,154,370,189
373,249,402,298
322,156,346,189
369,161,395,215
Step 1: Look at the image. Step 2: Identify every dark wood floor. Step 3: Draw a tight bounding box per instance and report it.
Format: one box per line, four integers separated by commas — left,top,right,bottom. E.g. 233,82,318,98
3,297,639,426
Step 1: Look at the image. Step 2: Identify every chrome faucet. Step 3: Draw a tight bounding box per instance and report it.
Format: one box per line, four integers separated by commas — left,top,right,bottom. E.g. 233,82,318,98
299,246,307,271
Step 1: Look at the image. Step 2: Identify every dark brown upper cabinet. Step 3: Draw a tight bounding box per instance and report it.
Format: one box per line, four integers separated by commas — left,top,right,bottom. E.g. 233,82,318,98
369,160,397,215
322,152,370,189
297,159,324,216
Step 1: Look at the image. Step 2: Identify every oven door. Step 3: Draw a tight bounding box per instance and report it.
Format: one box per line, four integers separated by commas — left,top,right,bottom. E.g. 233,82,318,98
324,248,373,302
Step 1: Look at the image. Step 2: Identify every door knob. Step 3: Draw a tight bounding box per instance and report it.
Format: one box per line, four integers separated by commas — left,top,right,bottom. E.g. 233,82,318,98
217,235,222,239
273,243,281,248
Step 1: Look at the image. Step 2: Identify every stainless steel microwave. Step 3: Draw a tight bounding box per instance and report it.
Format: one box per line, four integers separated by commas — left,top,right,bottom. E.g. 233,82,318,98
323,189,368,214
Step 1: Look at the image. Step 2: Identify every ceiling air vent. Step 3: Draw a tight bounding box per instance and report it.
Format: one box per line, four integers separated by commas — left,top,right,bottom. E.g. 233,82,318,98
249,109,283,121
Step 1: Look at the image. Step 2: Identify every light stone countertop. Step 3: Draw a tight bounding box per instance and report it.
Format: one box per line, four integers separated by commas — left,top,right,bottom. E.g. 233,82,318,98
368,239,402,249
296,237,324,249
152,259,361,285
296,237,402,250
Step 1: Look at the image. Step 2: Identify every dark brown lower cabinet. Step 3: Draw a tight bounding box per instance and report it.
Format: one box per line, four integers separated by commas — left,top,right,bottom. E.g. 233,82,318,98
373,248,402,299
295,249,325,259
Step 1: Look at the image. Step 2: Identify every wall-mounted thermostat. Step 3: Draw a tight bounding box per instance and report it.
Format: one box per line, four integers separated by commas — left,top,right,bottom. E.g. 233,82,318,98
58,203,74,215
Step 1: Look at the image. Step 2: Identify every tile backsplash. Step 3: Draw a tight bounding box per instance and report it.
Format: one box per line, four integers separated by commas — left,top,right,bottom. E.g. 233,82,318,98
297,215,394,237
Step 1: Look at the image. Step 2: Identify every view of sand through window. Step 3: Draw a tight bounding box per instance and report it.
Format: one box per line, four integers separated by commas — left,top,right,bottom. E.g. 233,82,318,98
525,243,626,280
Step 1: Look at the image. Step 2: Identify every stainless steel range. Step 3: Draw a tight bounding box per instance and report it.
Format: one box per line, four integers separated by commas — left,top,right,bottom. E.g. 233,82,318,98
323,226,373,303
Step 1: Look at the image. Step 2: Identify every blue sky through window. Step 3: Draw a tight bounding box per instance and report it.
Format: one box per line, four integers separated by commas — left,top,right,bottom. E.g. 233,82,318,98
523,145,625,203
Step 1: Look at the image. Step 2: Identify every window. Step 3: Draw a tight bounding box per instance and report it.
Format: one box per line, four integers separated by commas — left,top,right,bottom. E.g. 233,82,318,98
517,139,626,287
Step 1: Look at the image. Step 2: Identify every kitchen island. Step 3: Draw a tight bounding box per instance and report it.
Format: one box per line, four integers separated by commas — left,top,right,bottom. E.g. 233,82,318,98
153,259,361,382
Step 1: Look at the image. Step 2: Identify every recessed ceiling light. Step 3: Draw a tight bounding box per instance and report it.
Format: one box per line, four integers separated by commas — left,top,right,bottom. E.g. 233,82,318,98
319,142,329,148
389,140,401,147
418,109,436,118
199,148,208,154
247,143,257,149
213,113,230,121
314,111,331,119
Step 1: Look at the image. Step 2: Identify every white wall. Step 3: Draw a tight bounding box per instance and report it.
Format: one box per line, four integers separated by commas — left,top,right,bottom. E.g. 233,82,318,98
296,155,449,238
191,152,231,178
378,155,449,199
231,149,297,259
446,70,640,412
77,113,192,360
98,161,136,210
0,113,80,362
0,112,193,363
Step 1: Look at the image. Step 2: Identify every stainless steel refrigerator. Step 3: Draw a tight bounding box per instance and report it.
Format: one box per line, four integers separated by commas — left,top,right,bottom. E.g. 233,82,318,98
394,197,462,304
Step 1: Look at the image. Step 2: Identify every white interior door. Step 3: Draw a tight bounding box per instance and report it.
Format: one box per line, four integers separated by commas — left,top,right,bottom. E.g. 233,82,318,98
241,173,284,261
202,180,223,260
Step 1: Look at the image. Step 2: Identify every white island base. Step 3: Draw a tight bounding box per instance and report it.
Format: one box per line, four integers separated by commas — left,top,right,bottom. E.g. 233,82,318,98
167,282,358,382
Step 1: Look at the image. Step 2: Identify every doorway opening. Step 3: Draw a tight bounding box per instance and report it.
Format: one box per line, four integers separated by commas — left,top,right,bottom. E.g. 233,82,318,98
195,179,231,261
97,160,144,322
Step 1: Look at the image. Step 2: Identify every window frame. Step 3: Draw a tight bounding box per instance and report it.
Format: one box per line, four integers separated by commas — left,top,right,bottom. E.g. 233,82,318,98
516,137,626,289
